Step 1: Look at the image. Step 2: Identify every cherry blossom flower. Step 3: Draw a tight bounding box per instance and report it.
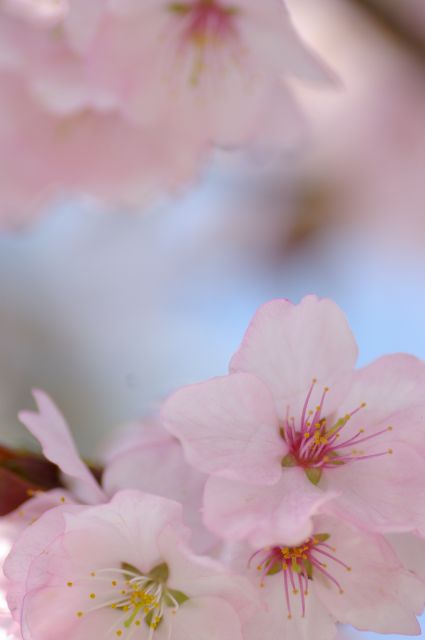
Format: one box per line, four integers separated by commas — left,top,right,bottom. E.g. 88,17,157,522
0,0,332,144
4,491,257,640
162,295,425,546
102,420,216,552
225,514,425,640
73,0,334,148
0,0,333,225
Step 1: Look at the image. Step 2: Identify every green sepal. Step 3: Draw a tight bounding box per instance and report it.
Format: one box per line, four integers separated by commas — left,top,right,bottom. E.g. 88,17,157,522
165,589,189,607
304,559,313,579
281,453,297,468
168,2,190,13
145,611,163,630
314,533,330,543
121,562,142,577
291,557,301,573
305,467,322,485
266,562,281,576
304,467,322,485
148,563,169,584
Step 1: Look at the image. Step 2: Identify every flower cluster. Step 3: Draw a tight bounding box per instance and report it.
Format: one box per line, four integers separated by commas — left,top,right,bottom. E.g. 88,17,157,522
2,295,425,639
0,0,331,228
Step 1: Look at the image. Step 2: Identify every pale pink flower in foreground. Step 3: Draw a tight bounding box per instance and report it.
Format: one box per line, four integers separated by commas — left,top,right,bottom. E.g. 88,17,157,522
162,296,425,546
4,491,256,640
102,420,216,552
226,514,425,640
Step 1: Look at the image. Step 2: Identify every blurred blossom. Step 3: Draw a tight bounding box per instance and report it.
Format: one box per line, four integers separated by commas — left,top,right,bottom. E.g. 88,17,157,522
0,73,200,229
0,0,331,227
285,0,425,249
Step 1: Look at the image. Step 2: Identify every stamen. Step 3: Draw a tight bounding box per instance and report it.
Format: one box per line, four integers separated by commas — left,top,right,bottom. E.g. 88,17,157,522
72,564,188,637
251,533,349,620
280,381,394,478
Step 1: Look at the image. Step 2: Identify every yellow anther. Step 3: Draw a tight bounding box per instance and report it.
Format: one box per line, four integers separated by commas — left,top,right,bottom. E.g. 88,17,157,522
89,593,96,599
387,426,393,431
67,582,73,587
76,611,83,618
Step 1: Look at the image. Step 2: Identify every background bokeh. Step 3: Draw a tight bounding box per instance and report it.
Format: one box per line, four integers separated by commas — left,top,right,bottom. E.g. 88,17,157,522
1,1,425,636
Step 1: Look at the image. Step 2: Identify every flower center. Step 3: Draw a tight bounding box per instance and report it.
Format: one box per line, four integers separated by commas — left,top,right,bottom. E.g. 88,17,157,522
281,379,393,485
250,534,351,619
71,562,188,639
168,0,239,84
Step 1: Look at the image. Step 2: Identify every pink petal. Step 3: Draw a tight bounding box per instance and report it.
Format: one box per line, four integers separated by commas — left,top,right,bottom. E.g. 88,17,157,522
100,419,169,464
169,595,244,640
4,503,83,621
242,576,336,640
203,468,338,548
314,516,425,634
61,491,187,574
102,434,215,552
238,0,336,84
336,354,425,454
162,373,285,485
22,588,119,640
18,390,105,505
387,532,425,587
158,529,257,623
230,296,358,420
326,442,425,535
